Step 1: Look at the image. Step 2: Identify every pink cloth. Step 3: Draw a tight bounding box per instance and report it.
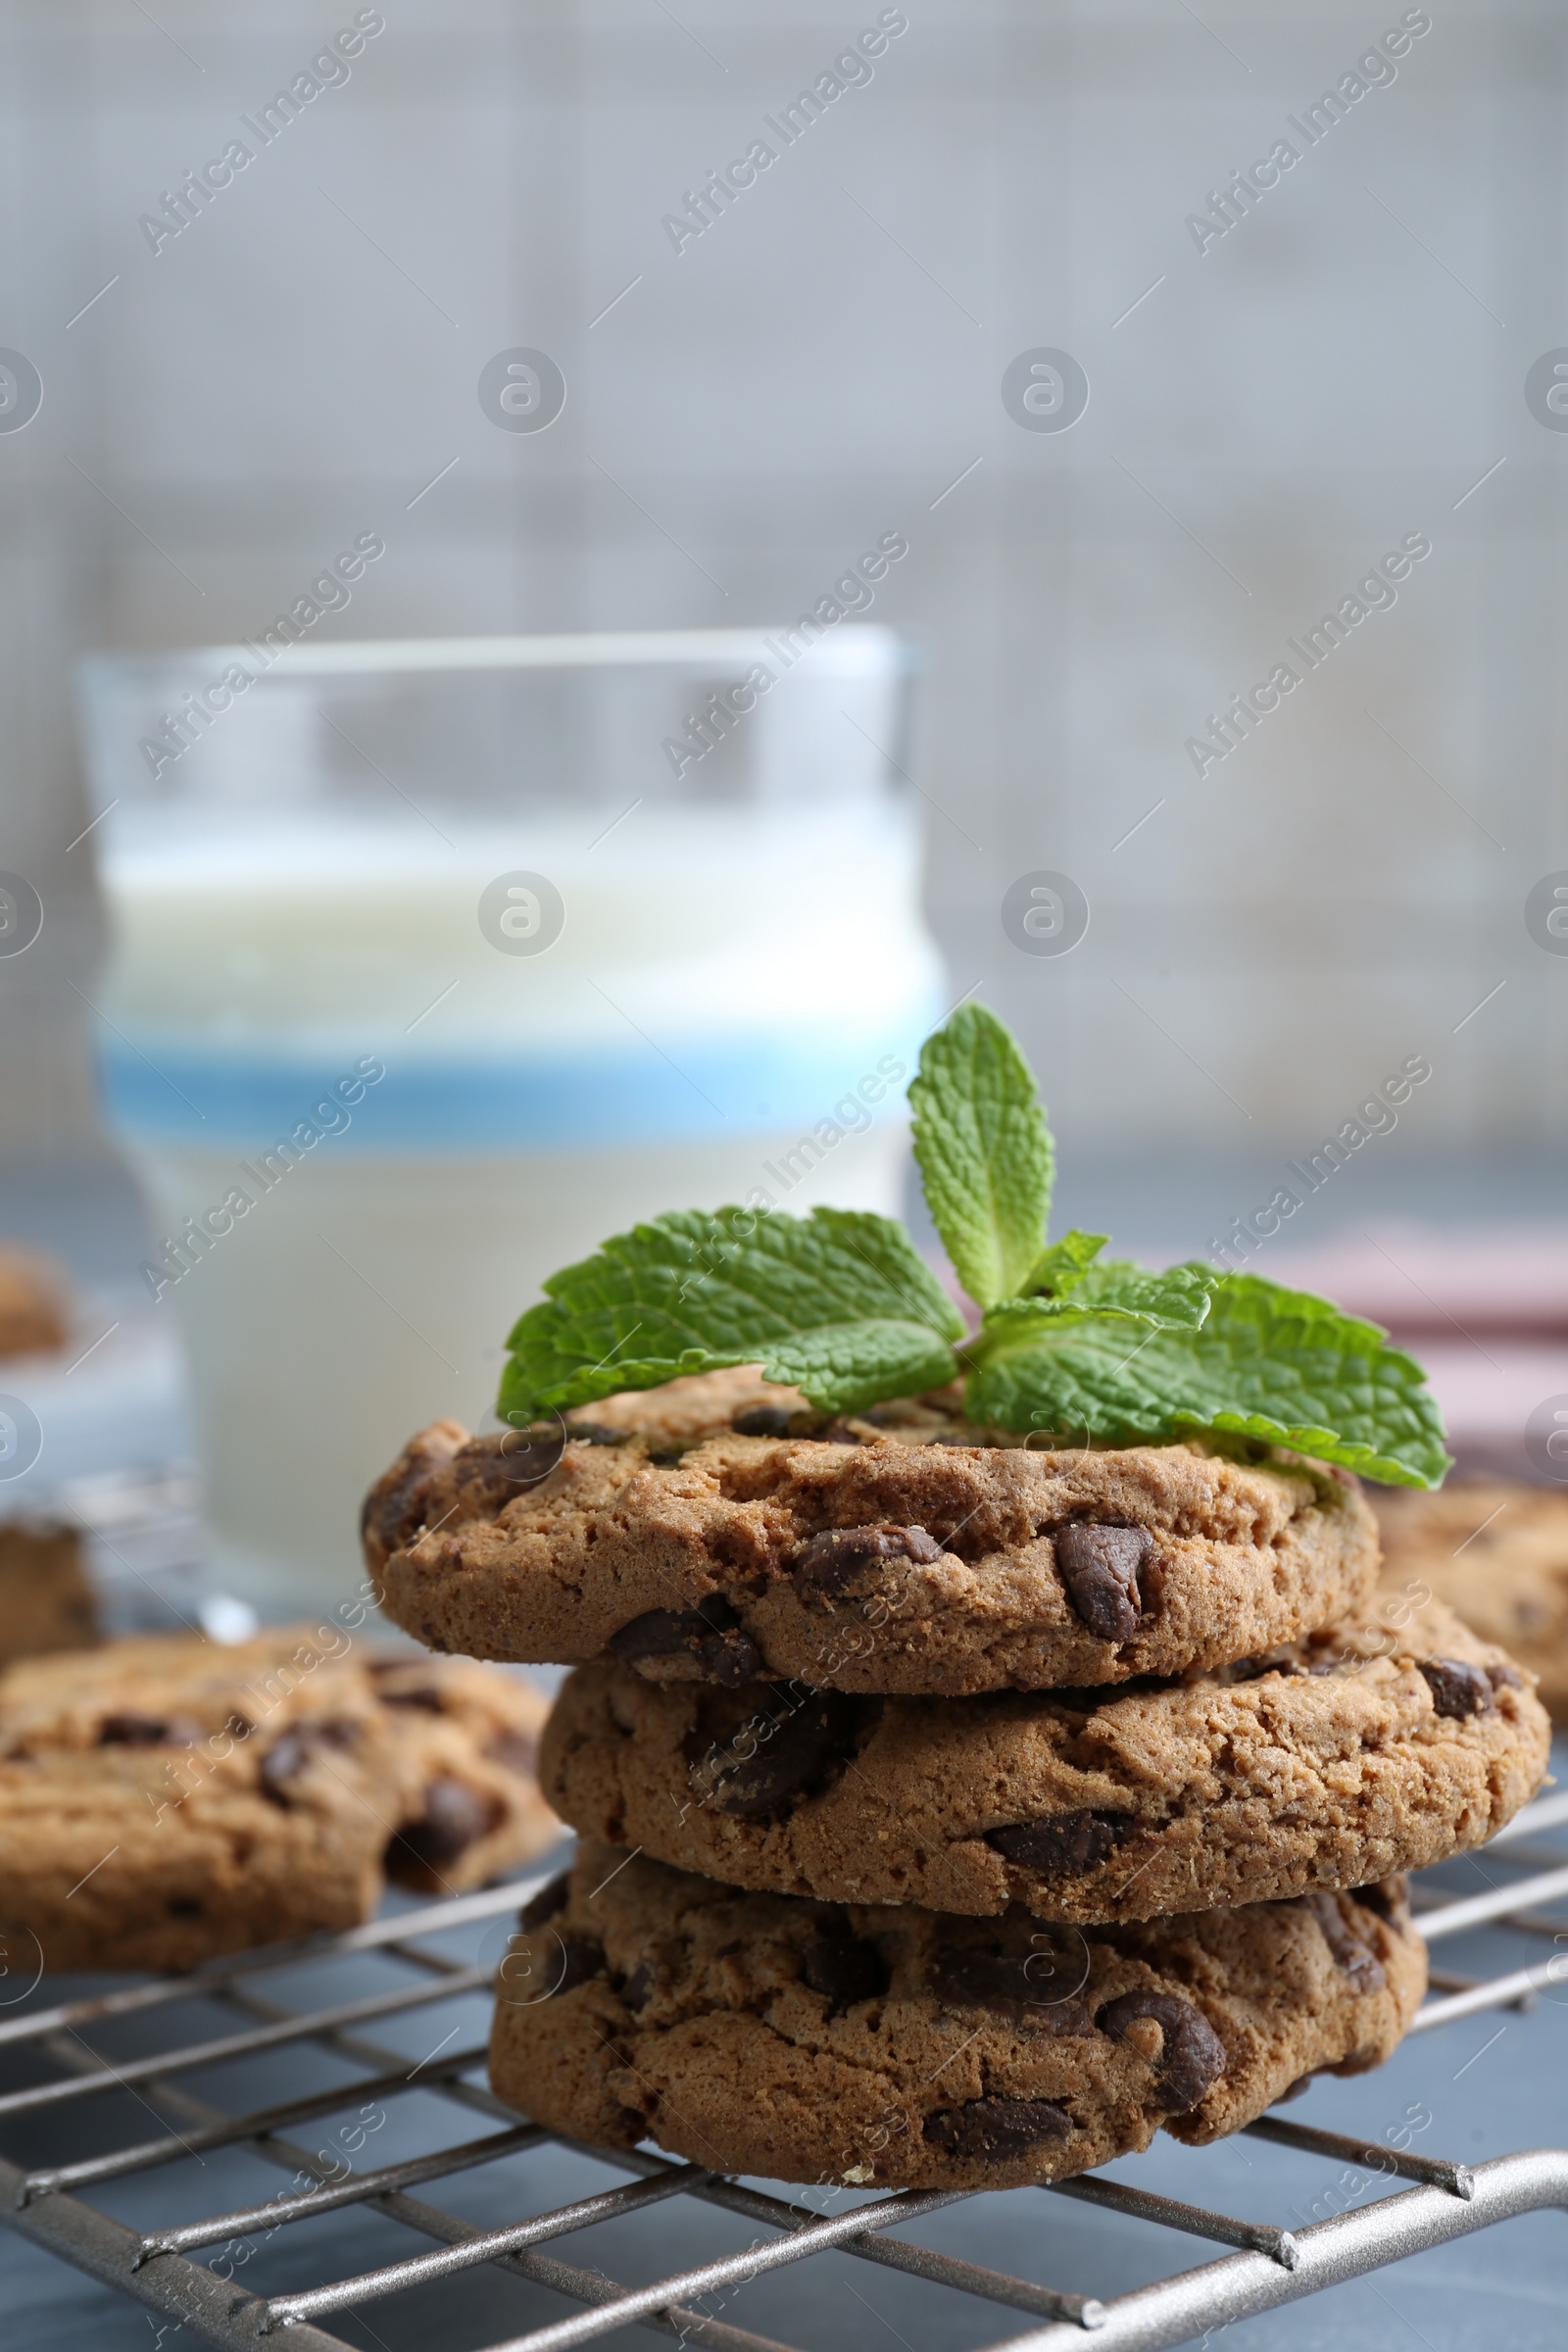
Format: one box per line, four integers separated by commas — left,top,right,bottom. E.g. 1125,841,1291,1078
1269,1224,1568,1476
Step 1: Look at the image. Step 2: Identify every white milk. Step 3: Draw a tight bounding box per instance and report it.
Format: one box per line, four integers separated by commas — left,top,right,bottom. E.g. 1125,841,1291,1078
82,632,943,1610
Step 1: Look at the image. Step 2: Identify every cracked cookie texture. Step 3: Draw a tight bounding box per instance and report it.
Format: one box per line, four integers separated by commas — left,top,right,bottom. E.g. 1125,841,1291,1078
0,1629,560,1972
363,1372,1379,1694
487,1843,1426,2190
540,1592,1547,1919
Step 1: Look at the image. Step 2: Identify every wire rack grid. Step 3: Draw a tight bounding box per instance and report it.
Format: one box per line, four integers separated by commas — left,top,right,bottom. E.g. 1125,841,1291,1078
4,1791,1568,2352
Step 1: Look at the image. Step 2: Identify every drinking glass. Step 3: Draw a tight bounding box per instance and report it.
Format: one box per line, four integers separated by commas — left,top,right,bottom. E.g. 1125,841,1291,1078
77,627,943,1610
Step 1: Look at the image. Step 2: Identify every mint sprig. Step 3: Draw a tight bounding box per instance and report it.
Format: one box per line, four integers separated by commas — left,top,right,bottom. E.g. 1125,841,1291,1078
499,1205,963,1422
909,1001,1054,1308
498,1006,1450,1488
963,1273,1449,1489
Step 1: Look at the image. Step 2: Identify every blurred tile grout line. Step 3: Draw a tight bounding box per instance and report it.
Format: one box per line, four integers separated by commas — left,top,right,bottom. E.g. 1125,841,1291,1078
1185,12,1435,260
660,11,909,258
136,12,388,261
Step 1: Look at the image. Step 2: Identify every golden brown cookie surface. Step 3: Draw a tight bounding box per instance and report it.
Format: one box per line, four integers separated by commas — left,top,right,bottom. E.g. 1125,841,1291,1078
0,1522,97,1665
487,1843,1426,2190
364,1375,1380,1695
540,1592,1547,1919
0,1630,559,1971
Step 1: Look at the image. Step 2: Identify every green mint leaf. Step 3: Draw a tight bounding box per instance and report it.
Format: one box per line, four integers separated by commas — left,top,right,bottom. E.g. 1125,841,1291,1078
967,1261,1214,1383
962,1272,1449,1489
1020,1230,1107,1293
908,1004,1054,1309
739,1320,966,1414
1052,1257,1215,1328
498,1204,963,1421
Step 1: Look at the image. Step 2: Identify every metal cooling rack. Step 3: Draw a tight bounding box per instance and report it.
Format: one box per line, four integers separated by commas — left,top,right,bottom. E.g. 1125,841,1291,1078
4,1796,1568,2352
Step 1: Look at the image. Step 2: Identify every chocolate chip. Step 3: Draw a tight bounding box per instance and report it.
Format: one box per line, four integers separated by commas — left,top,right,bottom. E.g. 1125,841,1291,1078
931,1946,1093,2034
554,1935,608,1993
1417,1657,1492,1720
388,1778,505,1874
97,1712,202,1748
1054,1523,1152,1642
791,1523,945,1600
1302,1892,1386,1992
1488,1661,1524,1691
486,1729,539,1778
801,1936,889,2013
733,1405,797,1437
1224,1652,1305,1685
376,1683,447,1713
257,1718,361,1805
609,1606,698,1663
922,2096,1073,2160
454,1428,566,1516
818,1419,867,1446
363,1460,435,1555
1350,1877,1407,1928
608,1598,760,1688
619,1961,656,2011
987,1810,1137,1876
258,1732,309,1801
709,1690,862,1818
166,1895,203,1918
518,1872,570,1930
1097,1991,1225,2113
566,1423,626,1446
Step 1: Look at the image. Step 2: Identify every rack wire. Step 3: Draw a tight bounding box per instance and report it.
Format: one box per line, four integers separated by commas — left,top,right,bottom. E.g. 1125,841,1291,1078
4,1790,1568,2352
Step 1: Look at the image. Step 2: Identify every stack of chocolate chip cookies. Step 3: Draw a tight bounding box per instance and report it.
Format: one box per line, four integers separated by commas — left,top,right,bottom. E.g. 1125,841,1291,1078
364,1367,1550,2193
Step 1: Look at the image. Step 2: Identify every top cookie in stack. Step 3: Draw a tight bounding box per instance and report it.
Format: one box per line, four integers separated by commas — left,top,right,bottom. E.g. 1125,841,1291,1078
365,1369,1379,1694
363,1005,1547,2190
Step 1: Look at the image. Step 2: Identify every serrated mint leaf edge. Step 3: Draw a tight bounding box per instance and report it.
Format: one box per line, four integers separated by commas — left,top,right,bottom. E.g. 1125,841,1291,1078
500,1321,961,1420
1055,1258,1216,1328
1020,1230,1107,1293
1173,1408,1450,1490
958,1305,1449,1490
759,1320,962,1412
908,1004,1054,1309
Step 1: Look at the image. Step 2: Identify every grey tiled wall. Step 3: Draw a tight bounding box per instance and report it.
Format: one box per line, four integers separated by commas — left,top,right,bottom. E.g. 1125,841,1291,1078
1,0,1563,1165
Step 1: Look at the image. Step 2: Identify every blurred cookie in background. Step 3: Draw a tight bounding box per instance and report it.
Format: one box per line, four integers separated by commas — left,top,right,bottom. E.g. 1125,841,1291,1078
0,1247,69,1359
370,1652,560,1894
0,1520,98,1664
0,1629,561,1973
1377,1482,1568,1720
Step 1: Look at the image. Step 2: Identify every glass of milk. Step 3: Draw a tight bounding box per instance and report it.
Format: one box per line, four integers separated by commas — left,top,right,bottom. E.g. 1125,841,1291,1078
76,629,944,1613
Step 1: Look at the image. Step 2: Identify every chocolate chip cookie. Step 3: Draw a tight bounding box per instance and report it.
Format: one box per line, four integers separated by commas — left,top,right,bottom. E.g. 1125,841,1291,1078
363,1376,1378,1695
1377,1481,1568,1721
0,1246,67,1359
0,1630,560,1973
0,1521,97,1665
487,1843,1426,2190
541,1592,1547,1920
369,1652,560,1896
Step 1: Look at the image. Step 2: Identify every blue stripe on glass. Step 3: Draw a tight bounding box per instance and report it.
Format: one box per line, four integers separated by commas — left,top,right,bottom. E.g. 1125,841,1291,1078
98,1004,942,1152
